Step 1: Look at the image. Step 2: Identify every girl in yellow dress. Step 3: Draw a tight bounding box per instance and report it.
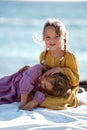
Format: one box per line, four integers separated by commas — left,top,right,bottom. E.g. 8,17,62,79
39,18,80,110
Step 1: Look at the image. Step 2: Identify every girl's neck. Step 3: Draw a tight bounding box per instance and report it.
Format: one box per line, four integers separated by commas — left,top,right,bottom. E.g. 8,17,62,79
50,49,64,58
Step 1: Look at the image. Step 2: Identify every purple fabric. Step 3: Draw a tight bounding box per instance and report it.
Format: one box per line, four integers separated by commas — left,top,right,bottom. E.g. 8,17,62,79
0,64,45,104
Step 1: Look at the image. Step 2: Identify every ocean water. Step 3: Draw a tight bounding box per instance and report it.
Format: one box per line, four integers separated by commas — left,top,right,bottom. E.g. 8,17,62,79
0,1,87,80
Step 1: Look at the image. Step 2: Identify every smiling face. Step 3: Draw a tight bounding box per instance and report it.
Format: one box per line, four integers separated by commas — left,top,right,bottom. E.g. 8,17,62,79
42,19,68,52
44,26,65,51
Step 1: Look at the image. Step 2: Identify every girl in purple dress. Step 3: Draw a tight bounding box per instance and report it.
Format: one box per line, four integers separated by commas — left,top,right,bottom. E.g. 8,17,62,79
0,64,70,111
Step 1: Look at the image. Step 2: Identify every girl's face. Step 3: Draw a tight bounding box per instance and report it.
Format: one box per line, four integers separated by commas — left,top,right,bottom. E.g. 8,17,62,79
39,76,53,92
44,26,64,51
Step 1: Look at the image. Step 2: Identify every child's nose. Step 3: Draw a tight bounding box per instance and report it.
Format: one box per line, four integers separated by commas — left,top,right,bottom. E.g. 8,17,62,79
50,38,54,42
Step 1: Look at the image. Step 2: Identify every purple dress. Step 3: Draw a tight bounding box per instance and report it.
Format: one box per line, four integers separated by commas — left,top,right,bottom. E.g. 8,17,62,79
0,64,45,104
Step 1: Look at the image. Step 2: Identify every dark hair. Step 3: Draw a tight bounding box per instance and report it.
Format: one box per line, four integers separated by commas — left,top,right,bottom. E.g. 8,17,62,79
50,73,71,98
41,65,52,73
46,72,71,98
41,65,71,98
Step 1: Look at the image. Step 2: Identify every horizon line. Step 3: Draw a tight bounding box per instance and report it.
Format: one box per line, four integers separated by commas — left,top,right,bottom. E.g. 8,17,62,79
1,0,87,2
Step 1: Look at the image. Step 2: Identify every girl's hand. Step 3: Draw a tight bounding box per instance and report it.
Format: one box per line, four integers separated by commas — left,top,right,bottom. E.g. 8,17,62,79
42,67,64,77
19,103,26,110
19,93,29,109
18,65,30,73
22,100,39,111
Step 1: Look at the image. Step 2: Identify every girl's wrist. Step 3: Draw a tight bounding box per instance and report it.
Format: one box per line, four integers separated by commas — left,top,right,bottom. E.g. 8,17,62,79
32,99,39,107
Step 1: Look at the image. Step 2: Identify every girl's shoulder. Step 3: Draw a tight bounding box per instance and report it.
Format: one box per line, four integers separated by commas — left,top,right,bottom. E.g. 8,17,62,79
65,50,78,63
40,50,45,57
40,50,50,59
24,64,43,80
30,64,43,71
65,50,77,58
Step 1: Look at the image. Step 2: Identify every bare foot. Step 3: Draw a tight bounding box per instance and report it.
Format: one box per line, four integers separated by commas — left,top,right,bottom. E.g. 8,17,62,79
77,100,87,107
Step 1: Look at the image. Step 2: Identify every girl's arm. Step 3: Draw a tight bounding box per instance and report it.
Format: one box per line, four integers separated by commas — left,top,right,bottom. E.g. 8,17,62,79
42,66,64,78
21,91,45,111
18,65,30,73
21,99,39,111
62,53,80,87
19,93,29,109
19,64,43,110
41,52,79,87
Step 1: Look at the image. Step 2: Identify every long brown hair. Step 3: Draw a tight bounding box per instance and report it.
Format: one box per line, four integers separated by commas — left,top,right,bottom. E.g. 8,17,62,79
48,73,71,98
42,66,71,98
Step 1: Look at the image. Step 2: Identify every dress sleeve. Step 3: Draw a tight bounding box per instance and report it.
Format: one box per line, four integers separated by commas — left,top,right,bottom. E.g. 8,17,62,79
19,64,42,94
63,53,80,87
33,91,45,104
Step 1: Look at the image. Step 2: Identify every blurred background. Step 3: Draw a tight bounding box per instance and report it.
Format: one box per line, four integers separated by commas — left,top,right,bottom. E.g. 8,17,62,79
0,0,87,81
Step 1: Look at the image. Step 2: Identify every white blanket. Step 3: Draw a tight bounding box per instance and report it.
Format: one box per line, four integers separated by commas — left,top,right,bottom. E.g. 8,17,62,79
0,92,87,130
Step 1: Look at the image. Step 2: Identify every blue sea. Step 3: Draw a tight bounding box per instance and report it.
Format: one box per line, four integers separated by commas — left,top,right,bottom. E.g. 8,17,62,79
0,1,87,80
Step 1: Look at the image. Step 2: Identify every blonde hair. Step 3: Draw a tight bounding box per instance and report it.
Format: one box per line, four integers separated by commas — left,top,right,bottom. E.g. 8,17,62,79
42,18,68,44
41,19,68,65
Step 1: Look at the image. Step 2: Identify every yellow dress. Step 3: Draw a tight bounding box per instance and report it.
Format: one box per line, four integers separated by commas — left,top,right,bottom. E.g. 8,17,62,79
39,50,80,110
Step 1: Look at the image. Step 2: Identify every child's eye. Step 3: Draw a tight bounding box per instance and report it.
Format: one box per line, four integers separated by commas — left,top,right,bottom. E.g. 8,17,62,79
45,36,50,40
45,36,60,41
55,36,60,39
